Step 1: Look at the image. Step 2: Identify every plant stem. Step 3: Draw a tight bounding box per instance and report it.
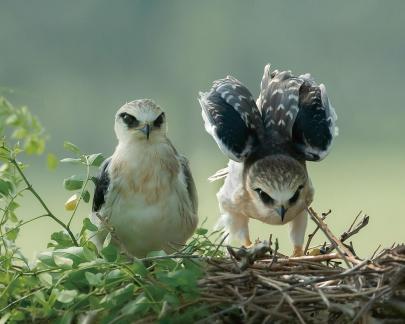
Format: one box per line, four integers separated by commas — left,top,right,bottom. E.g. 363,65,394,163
67,155,90,227
10,159,79,246
0,214,48,239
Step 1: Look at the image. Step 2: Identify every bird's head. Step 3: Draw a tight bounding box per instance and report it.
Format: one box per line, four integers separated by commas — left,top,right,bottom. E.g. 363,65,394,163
114,99,166,143
246,155,312,223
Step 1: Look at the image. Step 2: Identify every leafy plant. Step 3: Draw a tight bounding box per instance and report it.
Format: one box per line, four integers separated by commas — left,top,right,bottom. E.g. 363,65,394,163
0,96,224,323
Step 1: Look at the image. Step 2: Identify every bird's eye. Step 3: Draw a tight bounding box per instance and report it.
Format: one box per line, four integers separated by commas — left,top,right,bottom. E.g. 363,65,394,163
120,113,139,128
153,112,165,128
254,188,274,204
289,185,304,204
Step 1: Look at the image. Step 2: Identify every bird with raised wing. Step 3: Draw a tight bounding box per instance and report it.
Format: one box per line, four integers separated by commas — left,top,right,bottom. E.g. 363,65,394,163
91,99,198,257
199,64,337,256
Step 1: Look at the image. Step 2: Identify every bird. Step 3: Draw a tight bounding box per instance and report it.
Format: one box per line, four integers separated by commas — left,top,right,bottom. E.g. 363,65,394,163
91,99,198,257
198,64,337,256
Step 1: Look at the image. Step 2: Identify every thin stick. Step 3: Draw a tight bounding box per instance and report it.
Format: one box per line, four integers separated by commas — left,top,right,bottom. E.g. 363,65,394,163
347,211,362,232
307,208,355,268
304,210,331,254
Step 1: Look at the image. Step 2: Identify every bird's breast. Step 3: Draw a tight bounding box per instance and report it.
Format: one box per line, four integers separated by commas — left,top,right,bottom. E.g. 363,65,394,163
108,186,192,257
109,143,180,204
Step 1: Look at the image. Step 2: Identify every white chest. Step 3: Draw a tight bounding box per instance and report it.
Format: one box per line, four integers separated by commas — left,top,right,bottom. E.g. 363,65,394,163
99,141,193,256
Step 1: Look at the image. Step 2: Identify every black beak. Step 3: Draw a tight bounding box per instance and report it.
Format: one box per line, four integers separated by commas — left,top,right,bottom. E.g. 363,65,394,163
140,124,150,140
277,206,287,222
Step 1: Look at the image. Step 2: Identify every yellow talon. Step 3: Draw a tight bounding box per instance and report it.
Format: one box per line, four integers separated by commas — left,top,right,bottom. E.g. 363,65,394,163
292,246,304,257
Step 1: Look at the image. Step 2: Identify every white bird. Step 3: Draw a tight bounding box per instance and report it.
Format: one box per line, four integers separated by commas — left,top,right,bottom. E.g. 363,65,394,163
199,64,337,256
91,99,198,257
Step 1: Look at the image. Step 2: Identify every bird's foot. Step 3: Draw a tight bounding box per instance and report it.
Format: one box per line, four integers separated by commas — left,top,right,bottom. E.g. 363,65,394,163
291,246,304,257
242,239,254,249
243,238,263,249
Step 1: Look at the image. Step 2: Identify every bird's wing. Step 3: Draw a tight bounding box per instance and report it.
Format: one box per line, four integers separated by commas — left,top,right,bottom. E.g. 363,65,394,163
198,76,264,162
258,64,338,161
92,157,112,212
178,155,198,214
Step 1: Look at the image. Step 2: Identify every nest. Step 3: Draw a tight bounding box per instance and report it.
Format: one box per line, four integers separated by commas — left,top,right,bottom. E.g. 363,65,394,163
196,209,405,323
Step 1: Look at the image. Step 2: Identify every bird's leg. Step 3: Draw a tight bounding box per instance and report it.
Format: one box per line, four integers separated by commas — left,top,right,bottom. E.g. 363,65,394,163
243,238,253,249
288,210,308,257
216,212,252,248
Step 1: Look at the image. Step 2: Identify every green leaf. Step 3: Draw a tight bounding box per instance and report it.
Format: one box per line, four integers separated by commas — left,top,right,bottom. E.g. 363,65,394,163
81,190,91,203
38,247,90,267
47,153,58,170
60,157,82,164
54,254,74,269
130,260,148,278
146,250,167,258
0,313,11,324
85,272,103,286
49,231,74,248
87,153,105,167
121,294,149,316
5,226,19,241
0,179,12,197
101,244,118,262
83,218,98,232
195,228,208,235
63,141,80,154
5,114,18,125
105,269,125,285
55,311,74,324
57,289,78,304
38,273,53,288
101,283,134,308
63,175,84,191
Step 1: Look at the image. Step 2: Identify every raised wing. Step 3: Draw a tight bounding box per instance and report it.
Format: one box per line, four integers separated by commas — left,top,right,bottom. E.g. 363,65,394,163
198,76,264,162
92,157,111,212
258,65,337,161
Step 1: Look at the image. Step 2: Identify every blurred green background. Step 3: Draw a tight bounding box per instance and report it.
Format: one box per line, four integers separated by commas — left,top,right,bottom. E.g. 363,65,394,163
1,1,404,258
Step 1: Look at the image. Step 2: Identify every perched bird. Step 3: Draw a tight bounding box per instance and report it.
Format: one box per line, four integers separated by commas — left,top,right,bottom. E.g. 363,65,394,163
91,99,198,257
199,64,337,256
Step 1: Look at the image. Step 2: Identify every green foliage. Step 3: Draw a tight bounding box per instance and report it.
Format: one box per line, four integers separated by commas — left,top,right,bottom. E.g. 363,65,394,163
0,96,46,155
0,96,224,323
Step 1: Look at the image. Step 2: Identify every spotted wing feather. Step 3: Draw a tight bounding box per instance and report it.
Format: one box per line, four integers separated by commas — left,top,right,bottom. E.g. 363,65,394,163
199,76,263,162
258,65,337,161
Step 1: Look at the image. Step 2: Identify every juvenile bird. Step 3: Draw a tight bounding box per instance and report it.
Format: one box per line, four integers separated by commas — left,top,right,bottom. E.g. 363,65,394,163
91,99,198,257
199,64,337,256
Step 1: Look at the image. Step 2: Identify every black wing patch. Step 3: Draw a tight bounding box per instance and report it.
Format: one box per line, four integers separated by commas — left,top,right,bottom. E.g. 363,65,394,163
199,76,263,162
92,157,111,212
292,81,333,160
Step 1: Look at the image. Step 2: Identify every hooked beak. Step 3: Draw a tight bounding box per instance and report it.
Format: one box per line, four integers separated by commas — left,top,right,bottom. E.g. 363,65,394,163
140,124,151,140
276,206,287,222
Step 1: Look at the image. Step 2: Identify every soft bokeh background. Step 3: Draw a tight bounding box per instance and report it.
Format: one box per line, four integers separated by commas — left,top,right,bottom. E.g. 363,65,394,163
1,1,404,258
